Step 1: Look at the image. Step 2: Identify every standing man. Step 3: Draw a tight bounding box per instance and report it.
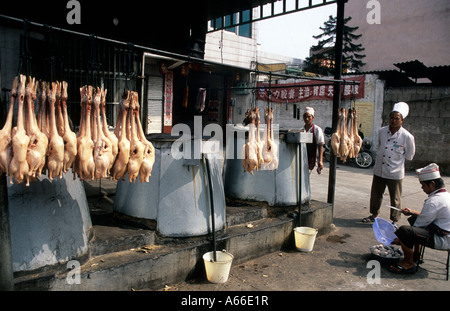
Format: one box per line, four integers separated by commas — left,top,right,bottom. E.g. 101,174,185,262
389,163,450,274
302,107,325,174
362,102,415,227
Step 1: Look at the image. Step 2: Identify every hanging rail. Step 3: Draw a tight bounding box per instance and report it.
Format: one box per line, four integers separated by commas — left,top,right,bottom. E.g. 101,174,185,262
205,80,360,92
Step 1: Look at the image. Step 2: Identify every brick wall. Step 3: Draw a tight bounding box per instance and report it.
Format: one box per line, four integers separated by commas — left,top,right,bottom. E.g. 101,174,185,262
383,86,450,175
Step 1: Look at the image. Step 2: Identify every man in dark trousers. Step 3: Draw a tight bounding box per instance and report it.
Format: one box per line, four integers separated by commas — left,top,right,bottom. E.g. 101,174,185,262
390,163,450,274
362,102,415,227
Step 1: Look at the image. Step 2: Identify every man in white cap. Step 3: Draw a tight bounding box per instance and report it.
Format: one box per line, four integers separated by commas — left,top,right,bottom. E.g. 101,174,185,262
389,163,450,274
362,102,415,226
301,107,325,174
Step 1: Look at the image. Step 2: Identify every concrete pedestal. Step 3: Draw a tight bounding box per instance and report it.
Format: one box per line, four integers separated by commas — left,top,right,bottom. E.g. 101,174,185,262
8,170,92,272
224,127,311,206
114,137,226,237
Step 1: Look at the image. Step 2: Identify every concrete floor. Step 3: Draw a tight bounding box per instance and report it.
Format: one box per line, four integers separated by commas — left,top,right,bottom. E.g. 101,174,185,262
12,161,450,295
156,161,450,292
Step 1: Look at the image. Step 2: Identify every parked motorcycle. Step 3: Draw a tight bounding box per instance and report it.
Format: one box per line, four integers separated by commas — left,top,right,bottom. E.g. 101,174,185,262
323,127,374,168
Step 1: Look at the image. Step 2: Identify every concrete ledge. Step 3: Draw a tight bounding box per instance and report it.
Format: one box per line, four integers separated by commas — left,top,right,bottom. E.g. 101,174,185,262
13,200,333,290
300,200,334,235
223,217,295,265
226,205,268,227
90,225,156,257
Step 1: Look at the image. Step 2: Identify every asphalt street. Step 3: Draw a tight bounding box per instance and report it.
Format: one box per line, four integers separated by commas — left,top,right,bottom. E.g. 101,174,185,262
158,161,450,292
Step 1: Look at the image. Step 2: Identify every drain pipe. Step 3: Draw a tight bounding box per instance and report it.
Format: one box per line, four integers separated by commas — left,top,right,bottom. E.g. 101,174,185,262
297,144,302,227
203,154,217,261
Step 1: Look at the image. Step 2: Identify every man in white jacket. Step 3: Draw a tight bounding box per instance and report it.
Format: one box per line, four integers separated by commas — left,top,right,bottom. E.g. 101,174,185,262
301,107,325,174
362,102,415,226
389,163,450,274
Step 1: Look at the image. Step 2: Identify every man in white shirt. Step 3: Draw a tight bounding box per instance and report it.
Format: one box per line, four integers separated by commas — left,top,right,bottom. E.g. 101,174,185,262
301,107,325,174
389,163,450,274
362,102,415,226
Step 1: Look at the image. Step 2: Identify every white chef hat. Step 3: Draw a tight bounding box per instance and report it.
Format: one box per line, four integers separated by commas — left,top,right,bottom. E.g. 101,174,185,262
392,102,409,119
304,107,315,116
416,163,441,181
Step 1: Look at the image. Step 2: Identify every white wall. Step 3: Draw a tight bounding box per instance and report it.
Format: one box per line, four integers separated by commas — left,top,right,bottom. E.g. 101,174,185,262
204,22,259,68
204,8,303,70
345,0,450,71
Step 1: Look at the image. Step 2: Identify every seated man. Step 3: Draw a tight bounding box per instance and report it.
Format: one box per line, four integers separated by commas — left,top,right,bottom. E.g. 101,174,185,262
390,163,450,274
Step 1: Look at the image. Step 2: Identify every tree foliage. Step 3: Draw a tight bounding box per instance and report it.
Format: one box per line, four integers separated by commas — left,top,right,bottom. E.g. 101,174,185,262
304,16,366,75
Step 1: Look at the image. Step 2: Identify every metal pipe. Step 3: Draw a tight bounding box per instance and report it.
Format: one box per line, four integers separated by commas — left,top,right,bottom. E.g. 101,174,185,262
327,0,347,208
203,154,217,261
205,80,359,93
141,53,146,132
297,144,302,227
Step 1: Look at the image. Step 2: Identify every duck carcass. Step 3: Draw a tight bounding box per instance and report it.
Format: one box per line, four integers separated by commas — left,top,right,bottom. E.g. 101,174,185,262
126,91,145,182
75,85,95,180
100,88,118,174
25,76,48,178
111,90,131,181
60,81,77,173
46,82,65,180
242,108,259,174
347,108,362,158
93,87,113,179
331,107,360,163
9,75,31,185
261,107,278,171
133,94,155,183
0,76,18,175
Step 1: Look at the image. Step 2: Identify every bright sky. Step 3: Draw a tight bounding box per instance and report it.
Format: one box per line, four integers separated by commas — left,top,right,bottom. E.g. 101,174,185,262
257,4,337,60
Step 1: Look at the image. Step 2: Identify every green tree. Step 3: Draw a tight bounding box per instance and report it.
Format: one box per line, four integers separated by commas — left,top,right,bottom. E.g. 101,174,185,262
304,15,366,75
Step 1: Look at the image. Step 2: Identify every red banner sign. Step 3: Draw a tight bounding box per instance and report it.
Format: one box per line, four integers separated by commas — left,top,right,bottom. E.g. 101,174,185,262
256,75,365,103
163,71,173,126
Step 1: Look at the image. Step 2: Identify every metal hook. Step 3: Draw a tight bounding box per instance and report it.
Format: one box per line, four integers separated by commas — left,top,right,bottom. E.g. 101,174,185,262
125,42,136,89
17,19,32,77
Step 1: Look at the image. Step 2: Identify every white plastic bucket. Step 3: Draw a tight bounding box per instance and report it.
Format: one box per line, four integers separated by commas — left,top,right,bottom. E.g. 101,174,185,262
294,227,318,252
203,250,234,283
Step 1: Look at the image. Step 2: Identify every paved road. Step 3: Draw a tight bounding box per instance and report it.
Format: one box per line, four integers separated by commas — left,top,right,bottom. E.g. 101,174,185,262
158,162,450,292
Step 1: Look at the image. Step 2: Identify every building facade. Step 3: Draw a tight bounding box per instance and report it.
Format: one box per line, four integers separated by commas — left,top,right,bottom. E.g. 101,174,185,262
345,0,450,72
204,8,302,70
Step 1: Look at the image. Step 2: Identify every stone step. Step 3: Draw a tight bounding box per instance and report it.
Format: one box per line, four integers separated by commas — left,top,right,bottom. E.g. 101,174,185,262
90,225,156,257
89,203,269,257
14,214,294,290
13,200,333,290
226,205,268,227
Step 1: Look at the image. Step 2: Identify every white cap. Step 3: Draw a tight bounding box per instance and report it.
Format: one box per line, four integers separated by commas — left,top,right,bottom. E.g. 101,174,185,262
416,163,441,181
392,102,409,119
304,107,315,116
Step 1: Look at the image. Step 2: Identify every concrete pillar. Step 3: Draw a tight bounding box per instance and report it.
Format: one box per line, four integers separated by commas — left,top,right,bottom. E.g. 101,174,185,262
0,176,14,290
